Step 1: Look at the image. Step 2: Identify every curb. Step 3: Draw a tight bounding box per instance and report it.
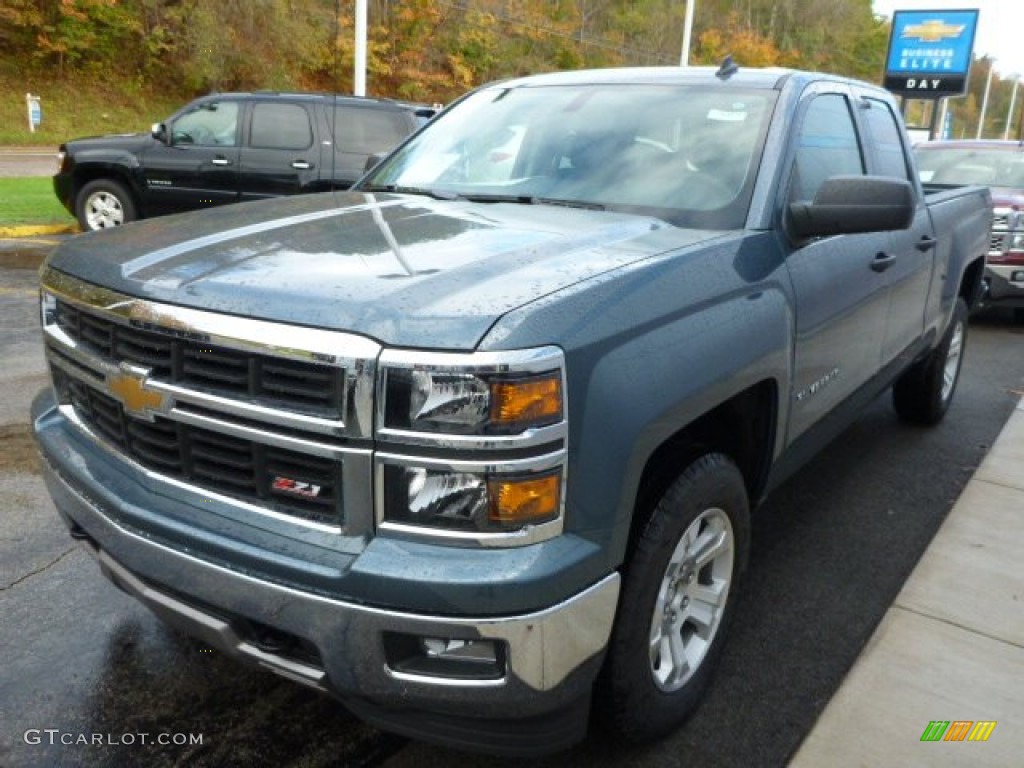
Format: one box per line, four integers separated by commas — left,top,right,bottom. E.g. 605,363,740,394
0,223,78,238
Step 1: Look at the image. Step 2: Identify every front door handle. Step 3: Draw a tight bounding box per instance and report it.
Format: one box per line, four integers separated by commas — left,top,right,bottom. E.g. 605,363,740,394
871,252,897,273
211,157,231,166
292,160,312,170
916,235,938,252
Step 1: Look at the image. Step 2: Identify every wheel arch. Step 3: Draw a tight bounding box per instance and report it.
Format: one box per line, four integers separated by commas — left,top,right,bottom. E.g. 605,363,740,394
627,379,778,558
959,254,986,312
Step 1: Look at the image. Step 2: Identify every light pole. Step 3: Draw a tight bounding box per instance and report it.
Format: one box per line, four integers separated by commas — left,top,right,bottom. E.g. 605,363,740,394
354,0,367,96
680,1,695,66
977,60,995,139
1004,78,1020,141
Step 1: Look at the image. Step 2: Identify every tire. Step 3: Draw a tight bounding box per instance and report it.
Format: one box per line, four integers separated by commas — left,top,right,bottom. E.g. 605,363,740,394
892,297,968,425
75,179,137,231
596,452,750,742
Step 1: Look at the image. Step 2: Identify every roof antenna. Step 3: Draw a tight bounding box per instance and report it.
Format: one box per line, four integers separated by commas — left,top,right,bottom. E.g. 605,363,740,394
716,55,739,81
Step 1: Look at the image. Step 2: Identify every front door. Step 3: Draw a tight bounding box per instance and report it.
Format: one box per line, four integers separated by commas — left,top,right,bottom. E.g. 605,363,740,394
141,99,242,215
784,87,891,442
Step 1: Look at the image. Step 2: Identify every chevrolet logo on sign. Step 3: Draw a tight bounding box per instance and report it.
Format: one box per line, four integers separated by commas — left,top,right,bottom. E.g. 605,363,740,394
902,20,965,43
107,364,172,421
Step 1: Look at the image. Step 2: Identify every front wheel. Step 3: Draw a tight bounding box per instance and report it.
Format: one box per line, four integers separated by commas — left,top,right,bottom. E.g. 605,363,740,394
892,297,968,425
596,452,750,742
75,179,137,231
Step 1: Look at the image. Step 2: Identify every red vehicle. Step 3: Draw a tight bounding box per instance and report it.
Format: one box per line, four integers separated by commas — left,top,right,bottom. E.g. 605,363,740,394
915,140,1024,318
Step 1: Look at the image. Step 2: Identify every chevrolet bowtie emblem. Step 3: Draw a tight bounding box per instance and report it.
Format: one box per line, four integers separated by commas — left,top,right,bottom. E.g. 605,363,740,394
902,20,965,43
107,364,172,420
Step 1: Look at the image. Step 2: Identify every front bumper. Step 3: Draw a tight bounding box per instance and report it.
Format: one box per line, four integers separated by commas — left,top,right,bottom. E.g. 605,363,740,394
983,264,1024,308
33,392,620,755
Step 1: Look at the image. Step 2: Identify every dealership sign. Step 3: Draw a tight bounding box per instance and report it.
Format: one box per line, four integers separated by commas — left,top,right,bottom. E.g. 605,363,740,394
884,9,979,96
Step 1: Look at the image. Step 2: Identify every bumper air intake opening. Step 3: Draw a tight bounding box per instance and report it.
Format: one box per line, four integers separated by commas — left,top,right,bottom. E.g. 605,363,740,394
383,632,507,681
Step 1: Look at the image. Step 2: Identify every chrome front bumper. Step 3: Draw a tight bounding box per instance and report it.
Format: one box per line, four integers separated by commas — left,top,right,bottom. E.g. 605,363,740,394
37,444,620,751
984,264,1024,307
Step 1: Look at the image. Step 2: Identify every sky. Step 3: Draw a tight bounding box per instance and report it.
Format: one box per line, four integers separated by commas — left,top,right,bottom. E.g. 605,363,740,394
872,0,1024,78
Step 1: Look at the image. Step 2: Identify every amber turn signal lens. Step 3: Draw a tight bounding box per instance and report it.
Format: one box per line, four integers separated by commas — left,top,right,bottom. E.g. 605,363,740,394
488,472,561,526
490,373,562,428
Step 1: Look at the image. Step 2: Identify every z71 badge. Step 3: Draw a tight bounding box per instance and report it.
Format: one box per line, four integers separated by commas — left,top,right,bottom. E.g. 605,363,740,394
271,477,323,499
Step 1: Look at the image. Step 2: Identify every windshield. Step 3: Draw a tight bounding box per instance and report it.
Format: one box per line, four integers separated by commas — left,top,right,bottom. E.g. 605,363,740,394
915,146,1024,189
359,83,777,229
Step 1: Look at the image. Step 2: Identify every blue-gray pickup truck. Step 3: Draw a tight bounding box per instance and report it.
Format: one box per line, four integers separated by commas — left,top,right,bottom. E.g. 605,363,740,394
32,65,991,755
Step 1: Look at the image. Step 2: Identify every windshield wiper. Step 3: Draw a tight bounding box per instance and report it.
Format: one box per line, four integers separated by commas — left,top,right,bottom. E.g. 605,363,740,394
360,187,606,211
457,193,606,210
530,197,605,211
359,184,459,201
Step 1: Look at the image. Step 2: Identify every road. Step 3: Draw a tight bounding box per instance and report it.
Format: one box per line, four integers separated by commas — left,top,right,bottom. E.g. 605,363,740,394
0,149,57,178
2,255,1023,768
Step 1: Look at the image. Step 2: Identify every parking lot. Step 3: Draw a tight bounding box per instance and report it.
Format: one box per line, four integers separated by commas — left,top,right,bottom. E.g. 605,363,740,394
3,254,1024,767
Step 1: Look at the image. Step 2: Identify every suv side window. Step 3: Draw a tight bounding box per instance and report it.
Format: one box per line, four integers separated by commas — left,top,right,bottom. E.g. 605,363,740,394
172,101,240,147
333,106,410,155
250,103,313,150
789,93,865,202
861,97,912,182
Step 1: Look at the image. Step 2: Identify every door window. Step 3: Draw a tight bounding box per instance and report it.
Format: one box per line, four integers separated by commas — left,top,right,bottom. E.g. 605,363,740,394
332,107,409,154
250,103,313,150
789,94,865,202
172,102,240,147
861,98,912,182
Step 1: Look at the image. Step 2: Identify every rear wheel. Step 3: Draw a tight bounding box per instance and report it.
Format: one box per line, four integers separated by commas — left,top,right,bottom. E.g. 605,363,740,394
892,297,968,425
597,452,750,742
75,179,137,231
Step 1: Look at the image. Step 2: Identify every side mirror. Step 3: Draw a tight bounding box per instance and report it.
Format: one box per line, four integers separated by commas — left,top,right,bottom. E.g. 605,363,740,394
789,175,915,238
151,122,168,143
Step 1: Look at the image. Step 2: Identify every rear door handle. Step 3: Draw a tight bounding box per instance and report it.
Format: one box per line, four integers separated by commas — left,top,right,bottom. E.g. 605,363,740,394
871,252,897,273
292,161,312,170
211,157,231,166
916,235,938,251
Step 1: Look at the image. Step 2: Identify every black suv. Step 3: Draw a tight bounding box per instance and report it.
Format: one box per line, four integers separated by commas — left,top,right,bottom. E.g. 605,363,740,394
55,92,435,231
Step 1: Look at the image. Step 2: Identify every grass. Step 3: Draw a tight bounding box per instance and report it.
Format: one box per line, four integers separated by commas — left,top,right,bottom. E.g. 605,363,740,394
0,67,184,147
0,177,77,227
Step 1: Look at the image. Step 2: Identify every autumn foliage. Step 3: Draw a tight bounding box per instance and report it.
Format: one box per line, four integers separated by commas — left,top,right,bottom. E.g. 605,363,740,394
1,0,891,102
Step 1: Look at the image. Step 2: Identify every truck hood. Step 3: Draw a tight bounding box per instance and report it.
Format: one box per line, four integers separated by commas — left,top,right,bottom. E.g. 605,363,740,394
46,191,719,349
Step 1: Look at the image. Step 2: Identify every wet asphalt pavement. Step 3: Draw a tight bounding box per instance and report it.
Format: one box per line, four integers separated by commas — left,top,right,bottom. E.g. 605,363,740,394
3,255,1024,768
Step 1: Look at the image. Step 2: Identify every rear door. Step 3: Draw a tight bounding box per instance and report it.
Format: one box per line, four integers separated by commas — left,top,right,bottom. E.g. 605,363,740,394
140,99,242,214
857,92,938,367
783,84,892,441
328,104,416,187
238,99,321,201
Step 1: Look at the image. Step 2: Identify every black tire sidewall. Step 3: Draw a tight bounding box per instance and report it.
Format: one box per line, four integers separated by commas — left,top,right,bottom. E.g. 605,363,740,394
597,453,750,741
893,297,968,424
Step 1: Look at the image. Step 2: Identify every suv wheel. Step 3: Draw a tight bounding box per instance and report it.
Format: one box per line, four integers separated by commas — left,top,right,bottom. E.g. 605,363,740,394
76,179,137,231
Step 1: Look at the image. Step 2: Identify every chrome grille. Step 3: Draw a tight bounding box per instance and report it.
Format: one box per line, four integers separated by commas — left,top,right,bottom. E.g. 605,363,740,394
58,370,342,525
55,299,344,417
41,268,382,533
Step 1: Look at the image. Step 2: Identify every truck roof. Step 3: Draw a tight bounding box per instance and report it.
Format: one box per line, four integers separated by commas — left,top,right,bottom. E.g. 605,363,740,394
489,66,880,94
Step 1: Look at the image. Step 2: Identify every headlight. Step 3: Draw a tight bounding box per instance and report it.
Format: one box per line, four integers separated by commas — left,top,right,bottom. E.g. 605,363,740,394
381,349,564,436
377,347,567,542
56,151,67,174
383,465,562,534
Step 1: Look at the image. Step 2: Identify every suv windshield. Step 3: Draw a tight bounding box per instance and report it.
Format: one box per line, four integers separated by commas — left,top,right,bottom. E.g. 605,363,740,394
359,83,777,229
916,146,1024,188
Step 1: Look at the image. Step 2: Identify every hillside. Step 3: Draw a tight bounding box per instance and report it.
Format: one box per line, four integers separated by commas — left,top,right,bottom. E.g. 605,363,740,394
1,67,185,147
